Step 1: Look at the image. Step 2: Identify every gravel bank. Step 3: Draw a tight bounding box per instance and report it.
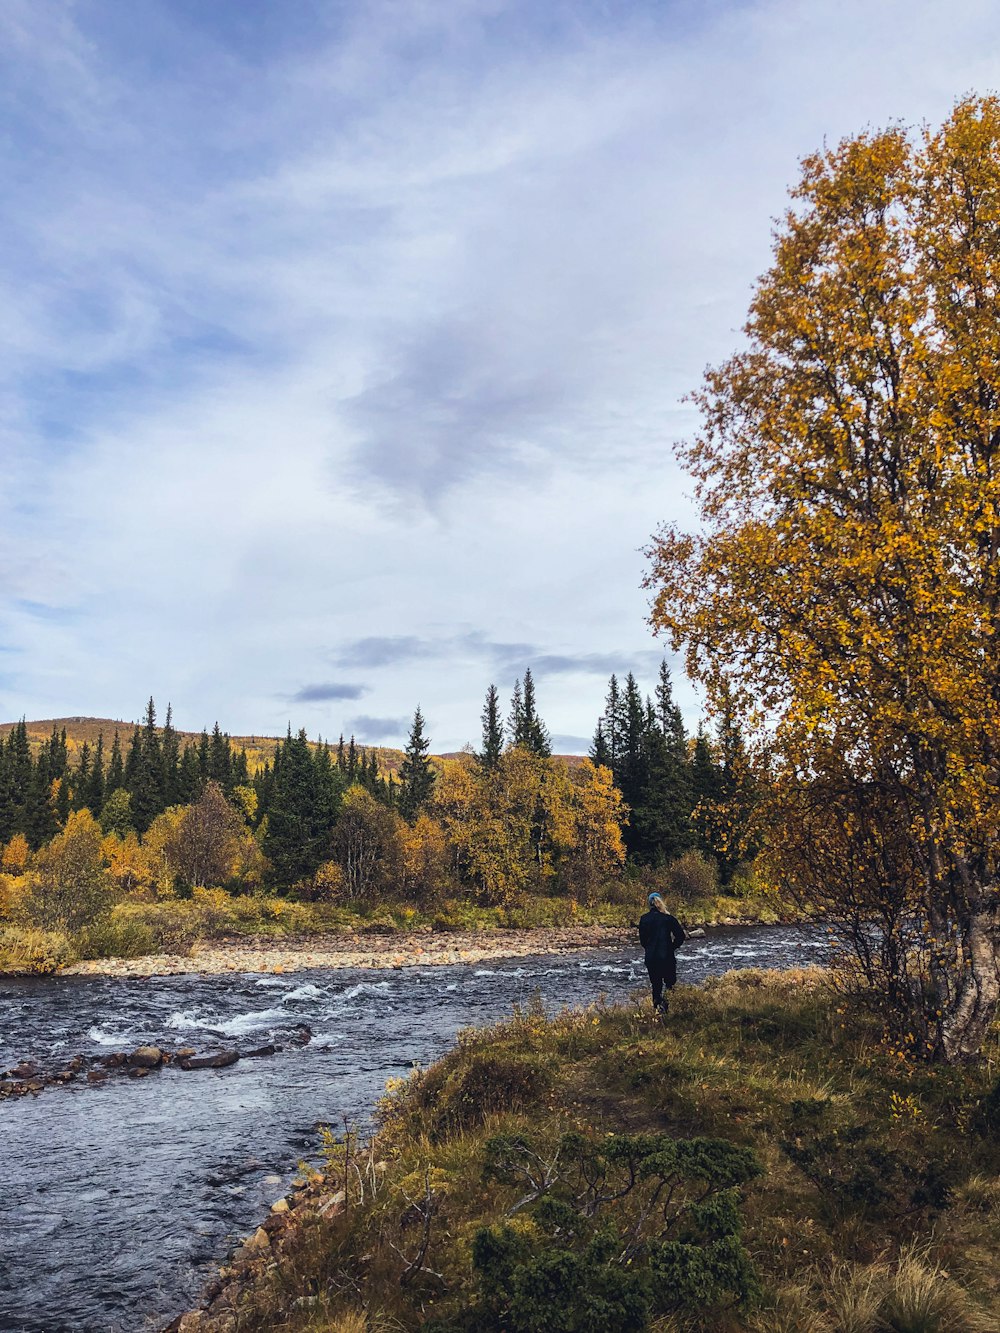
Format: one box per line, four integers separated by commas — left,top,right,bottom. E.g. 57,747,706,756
60,924,634,977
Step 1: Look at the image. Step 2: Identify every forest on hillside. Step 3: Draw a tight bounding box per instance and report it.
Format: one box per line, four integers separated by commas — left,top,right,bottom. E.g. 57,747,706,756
0,665,760,966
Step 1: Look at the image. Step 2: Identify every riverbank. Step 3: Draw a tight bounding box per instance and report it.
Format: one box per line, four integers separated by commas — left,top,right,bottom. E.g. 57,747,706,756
170,968,1000,1333
58,913,756,978
60,923,635,976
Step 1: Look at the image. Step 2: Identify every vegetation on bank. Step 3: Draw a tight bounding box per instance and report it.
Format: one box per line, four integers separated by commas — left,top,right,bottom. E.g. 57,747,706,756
0,844,784,975
0,663,770,972
187,969,1000,1331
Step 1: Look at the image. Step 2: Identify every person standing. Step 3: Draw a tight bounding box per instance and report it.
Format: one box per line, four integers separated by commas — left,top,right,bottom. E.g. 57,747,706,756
638,892,686,1014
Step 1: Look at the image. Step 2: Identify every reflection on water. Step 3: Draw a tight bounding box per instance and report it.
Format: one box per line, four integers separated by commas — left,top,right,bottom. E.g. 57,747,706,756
0,923,828,1333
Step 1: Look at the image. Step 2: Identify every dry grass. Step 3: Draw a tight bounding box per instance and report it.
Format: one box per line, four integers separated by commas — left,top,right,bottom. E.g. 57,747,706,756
192,968,1000,1332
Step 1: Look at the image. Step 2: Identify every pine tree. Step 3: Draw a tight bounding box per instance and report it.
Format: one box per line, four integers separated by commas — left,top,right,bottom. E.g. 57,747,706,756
477,684,505,770
399,707,435,822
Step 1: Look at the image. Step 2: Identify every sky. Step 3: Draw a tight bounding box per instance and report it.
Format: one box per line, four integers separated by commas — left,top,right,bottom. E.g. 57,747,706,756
2,0,998,753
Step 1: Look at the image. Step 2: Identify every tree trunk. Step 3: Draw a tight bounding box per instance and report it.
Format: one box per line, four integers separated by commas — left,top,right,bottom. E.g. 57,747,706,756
936,910,1000,1063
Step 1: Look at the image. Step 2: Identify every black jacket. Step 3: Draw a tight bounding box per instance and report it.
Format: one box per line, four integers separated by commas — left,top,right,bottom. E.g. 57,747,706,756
638,909,685,964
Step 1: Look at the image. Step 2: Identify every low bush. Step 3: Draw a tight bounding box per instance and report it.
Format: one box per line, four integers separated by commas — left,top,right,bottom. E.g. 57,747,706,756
666,850,720,903
0,926,75,974
74,914,156,960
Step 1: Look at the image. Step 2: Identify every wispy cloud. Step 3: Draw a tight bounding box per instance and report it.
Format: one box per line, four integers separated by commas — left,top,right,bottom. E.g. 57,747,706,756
290,682,367,703
333,633,662,680
2,0,997,744
349,714,412,742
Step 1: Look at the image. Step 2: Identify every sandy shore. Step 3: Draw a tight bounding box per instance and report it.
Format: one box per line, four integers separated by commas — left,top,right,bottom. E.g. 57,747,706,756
60,924,635,978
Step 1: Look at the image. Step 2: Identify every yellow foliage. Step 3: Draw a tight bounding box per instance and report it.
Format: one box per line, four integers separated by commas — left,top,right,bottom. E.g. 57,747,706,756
646,96,1000,1062
103,831,151,893
1,833,30,874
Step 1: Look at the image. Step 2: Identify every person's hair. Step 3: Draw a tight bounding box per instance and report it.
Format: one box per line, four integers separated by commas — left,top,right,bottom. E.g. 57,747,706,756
648,893,668,914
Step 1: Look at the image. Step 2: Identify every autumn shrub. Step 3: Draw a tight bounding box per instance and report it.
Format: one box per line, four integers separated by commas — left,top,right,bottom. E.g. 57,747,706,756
19,810,117,934
1,833,30,875
74,914,156,960
414,1049,555,1136
666,850,720,905
333,785,405,905
112,889,319,951
0,926,75,974
0,872,15,921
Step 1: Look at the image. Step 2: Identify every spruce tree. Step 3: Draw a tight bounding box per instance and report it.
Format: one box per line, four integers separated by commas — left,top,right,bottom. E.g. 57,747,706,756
106,732,124,794
508,679,524,745
74,743,91,812
128,701,163,833
519,668,551,757
631,662,693,864
176,743,201,802
264,728,343,885
208,722,232,788
399,707,435,822
86,734,106,815
0,732,13,843
601,674,624,779
477,684,505,770
24,748,57,849
161,704,180,806
589,718,611,770
197,730,210,780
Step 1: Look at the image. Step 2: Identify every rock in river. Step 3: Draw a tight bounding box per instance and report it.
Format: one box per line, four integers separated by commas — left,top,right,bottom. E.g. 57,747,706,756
177,1051,240,1071
129,1046,164,1069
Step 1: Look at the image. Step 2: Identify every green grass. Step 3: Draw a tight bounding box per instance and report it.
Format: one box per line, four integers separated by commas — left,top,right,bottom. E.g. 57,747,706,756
205,969,1000,1331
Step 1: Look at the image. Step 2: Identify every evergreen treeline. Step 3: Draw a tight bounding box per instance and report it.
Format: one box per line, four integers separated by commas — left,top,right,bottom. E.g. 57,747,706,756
589,664,756,882
0,667,758,893
0,700,253,849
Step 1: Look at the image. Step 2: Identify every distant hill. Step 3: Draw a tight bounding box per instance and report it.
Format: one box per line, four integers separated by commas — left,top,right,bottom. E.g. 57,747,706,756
0,717,406,775
0,718,587,776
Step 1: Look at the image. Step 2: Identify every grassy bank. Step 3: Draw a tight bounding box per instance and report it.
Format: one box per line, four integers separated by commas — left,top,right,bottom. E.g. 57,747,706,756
184,968,1000,1332
0,877,790,974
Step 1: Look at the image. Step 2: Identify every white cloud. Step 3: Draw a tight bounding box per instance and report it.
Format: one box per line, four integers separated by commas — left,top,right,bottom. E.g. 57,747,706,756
3,0,999,743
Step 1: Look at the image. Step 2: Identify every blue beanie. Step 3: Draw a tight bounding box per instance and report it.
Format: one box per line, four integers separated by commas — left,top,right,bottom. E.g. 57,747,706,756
648,892,662,906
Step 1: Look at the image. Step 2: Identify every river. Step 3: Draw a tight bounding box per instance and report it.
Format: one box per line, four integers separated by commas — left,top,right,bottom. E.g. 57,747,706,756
0,923,828,1332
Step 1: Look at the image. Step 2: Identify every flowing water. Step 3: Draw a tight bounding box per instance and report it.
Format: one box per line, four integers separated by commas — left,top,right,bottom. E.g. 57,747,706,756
0,924,829,1332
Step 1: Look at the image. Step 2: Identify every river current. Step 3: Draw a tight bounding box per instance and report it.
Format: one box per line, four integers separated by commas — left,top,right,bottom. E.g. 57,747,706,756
0,924,828,1332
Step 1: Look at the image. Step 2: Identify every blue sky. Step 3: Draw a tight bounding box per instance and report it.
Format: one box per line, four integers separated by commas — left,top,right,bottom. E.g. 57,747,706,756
2,0,998,751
